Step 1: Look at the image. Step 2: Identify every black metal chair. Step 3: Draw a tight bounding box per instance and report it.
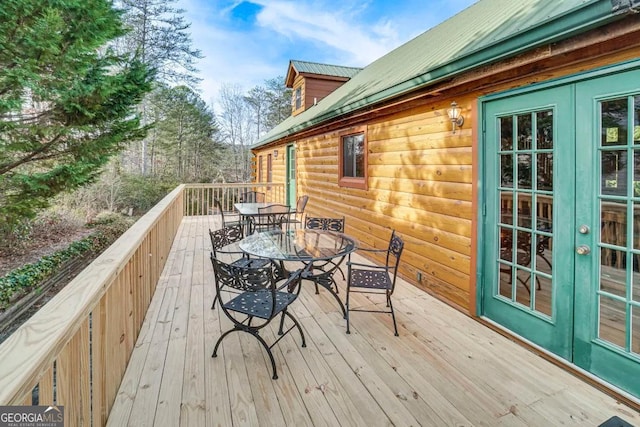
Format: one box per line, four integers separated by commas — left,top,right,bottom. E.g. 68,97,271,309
210,255,307,379
209,224,270,309
212,198,243,228
345,230,404,336
252,204,291,233
239,191,266,203
303,216,347,295
284,195,309,229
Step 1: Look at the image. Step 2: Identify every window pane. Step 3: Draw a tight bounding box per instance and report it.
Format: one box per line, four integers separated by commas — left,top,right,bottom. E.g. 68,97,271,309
501,154,513,188
602,98,628,146
537,153,553,191
342,133,364,178
536,110,553,149
517,154,532,189
343,137,354,176
500,116,513,150
517,113,532,150
601,150,627,196
354,134,365,177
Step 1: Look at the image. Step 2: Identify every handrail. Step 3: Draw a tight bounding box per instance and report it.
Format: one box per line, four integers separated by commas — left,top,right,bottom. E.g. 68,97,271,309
183,182,286,215
0,182,274,426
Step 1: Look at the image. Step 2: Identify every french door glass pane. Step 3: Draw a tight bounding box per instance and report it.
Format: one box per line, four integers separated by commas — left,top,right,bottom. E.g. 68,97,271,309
601,99,628,146
496,110,554,316
599,296,627,348
598,95,637,353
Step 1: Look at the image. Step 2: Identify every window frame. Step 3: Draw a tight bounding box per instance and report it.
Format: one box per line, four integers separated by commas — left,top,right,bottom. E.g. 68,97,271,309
267,153,273,184
258,155,263,182
338,126,368,190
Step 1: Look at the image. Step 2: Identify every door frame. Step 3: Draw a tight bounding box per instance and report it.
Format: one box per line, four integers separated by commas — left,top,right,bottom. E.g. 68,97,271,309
286,143,296,207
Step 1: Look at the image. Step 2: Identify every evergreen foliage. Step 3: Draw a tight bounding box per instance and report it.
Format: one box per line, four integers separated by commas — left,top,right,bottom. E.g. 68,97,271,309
0,0,154,231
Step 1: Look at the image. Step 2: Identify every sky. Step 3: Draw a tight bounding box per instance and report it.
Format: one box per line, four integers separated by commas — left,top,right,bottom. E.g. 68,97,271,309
176,0,479,106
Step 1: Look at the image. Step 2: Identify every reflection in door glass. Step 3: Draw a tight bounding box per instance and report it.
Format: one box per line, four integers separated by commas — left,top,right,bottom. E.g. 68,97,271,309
601,150,627,196
599,296,627,349
601,99,628,146
501,154,513,188
597,95,640,356
633,307,640,355
517,114,532,150
496,109,554,317
518,154,532,189
537,111,554,149
501,116,513,150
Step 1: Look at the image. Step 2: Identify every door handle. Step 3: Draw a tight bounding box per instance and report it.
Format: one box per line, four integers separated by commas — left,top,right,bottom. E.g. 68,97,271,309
576,245,591,255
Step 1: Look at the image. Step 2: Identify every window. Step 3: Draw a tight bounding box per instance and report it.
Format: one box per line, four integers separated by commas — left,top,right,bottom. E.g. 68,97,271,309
267,154,273,184
258,155,263,182
294,87,301,110
339,127,367,189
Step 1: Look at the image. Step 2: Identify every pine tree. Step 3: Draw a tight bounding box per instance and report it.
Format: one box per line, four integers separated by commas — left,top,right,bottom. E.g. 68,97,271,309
0,0,154,230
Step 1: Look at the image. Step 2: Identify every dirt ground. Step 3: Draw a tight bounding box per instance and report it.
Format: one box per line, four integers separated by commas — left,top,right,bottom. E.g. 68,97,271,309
0,226,92,277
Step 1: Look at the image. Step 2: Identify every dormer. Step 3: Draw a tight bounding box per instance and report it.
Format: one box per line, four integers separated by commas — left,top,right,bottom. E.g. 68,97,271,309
285,60,361,116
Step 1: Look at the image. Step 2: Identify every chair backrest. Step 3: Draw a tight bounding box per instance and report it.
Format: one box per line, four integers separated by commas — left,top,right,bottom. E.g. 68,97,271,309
304,216,345,232
209,224,244,257
209,254,305,323
240,191,266,203
256,204,290,230
296,195,309,214
386,231,405,292
212,198,226,225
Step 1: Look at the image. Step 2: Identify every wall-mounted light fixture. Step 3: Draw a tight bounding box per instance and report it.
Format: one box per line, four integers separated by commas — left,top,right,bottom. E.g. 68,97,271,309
273,149,278,158
447,101,464,134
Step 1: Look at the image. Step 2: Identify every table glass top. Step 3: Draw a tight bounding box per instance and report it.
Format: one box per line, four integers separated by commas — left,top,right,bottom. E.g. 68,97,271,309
235,229,357,261
234,203,289,216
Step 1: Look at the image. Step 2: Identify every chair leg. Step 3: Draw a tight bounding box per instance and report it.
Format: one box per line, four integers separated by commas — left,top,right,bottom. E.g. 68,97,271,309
212,328,237,357
211,293,218,310
345,287,351,334
283,310,306,348
213,327,280,379
388,292,399,337
252,331,279,379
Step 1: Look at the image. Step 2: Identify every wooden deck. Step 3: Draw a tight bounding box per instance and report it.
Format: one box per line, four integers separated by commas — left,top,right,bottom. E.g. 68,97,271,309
107,216,640,426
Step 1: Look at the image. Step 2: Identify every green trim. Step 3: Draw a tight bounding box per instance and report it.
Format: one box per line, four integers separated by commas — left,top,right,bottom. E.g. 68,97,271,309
256,0,621,148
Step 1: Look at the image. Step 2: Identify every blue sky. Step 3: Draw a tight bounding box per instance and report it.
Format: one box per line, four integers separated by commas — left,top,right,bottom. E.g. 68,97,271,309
176,0,479,105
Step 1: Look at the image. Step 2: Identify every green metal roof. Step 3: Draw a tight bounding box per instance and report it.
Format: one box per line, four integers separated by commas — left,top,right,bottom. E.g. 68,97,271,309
290,60,362,79
256,0,626,148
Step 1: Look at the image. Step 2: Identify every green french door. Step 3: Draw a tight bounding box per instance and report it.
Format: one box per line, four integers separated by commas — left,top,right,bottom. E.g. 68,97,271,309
482,67,640,398
574,70,640,397
286,144,296,207
483,86,575,359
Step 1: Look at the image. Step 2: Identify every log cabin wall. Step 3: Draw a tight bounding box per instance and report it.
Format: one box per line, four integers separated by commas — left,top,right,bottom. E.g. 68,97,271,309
253,17,640,313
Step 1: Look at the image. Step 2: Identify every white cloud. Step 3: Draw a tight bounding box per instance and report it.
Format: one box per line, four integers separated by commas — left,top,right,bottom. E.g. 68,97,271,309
253,1,401,65
177,0,479,109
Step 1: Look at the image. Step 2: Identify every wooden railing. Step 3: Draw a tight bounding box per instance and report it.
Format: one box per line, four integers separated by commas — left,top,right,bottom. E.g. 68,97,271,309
183,182,286,215
0,183,275,426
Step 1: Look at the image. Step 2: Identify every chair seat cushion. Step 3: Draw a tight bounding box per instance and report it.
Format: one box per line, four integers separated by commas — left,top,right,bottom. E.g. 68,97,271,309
350,269,392,290
223,290,297,319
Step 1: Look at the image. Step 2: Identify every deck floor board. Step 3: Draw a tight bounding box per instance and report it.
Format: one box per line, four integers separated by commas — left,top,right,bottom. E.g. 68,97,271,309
107,216,640,426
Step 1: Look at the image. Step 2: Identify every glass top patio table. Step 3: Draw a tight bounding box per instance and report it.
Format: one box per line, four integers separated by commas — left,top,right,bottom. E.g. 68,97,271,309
237,228,357,262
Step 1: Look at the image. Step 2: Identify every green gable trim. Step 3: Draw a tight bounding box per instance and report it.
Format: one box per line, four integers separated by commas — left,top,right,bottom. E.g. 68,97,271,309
255,0,624,149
